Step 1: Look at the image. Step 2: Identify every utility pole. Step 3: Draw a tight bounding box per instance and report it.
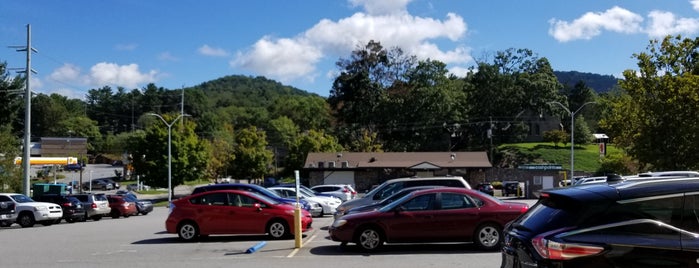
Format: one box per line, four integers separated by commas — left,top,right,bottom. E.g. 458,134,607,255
9,24,37,196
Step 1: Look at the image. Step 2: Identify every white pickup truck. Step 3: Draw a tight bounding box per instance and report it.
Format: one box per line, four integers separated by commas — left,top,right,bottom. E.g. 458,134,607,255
0,193,63,228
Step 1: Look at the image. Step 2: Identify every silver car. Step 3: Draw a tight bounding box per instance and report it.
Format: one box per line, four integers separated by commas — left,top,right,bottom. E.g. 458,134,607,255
70,193,110,221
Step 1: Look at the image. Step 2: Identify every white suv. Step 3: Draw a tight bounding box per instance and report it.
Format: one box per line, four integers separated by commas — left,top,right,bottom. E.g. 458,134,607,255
0,193,63,228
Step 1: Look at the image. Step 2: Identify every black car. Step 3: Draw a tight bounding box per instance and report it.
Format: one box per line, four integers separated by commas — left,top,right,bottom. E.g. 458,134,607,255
119,192,153,215
64,163,84,172
33,194,86,223
501,175,699,268
476,183,494,196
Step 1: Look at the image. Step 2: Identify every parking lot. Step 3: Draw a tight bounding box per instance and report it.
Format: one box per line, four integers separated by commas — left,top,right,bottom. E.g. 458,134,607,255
0,197,537,268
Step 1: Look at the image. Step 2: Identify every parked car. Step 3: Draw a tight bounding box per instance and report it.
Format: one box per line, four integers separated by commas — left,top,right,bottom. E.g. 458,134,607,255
106,195,137,218
310,184,356,201
191,183,319,215
82,179,113,191
334,176,471,219
70,193,110,221
342,185,446,216
476,182,494,195
166,189,313,241
126,183,150,191
268,186,342,217
95,178,120,189
0,193,63,228
33,194,86,223
502,181,521,196
329,187,528,251
118,192,153,215
0,195,17,227
64,163,84,172
501,176,699,268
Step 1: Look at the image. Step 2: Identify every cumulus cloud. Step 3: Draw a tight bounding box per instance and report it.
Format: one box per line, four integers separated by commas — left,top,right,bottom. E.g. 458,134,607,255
646,10,699,38
45,63,158,95
548,6,643,42
232,0,470,83
198,44,230,57
88,62,158,88
550,2,699,42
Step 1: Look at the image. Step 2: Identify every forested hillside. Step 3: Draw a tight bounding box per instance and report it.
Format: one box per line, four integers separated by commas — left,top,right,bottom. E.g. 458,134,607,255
554,71,620,93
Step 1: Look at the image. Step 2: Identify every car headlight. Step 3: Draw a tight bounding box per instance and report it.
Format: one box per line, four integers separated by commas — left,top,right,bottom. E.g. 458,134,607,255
34,206,48,212
332,219,347,228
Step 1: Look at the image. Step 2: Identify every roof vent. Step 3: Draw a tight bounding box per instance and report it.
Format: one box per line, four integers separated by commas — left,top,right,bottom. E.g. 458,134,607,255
341,161,349,168
327,161,336,168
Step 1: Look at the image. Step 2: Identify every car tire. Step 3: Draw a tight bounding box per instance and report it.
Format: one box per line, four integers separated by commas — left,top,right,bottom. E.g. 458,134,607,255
177,221,199,241
474,223,502,251
41,221,53,226
267,219,290,239
356,226,384,251
110,210,120,219
141,212,149,216
92,215,102,221
66,218,74,223
17,212,35,228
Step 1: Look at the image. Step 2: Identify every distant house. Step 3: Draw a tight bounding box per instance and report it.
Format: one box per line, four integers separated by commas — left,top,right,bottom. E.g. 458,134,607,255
303,151,491,192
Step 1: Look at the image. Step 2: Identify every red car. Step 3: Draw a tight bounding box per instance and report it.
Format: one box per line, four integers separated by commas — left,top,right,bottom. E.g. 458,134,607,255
165,189,313,241
106,195,137,218
329,187,528,251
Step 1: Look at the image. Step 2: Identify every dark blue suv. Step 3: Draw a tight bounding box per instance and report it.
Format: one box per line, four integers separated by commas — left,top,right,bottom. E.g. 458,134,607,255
191,183,315,213
501,175,699,267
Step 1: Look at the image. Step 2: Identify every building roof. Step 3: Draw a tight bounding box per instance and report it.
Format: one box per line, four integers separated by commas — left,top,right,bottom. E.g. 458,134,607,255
304,152,492,169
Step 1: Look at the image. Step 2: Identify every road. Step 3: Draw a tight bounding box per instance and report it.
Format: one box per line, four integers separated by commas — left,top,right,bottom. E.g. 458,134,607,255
0,198,538,268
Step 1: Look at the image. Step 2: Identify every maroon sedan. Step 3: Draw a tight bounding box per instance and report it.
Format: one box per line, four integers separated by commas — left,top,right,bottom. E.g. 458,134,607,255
329,187,528,251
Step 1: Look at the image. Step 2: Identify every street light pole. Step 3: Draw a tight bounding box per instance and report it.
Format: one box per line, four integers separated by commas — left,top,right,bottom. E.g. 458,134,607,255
148,113,189,205
548,101,596,180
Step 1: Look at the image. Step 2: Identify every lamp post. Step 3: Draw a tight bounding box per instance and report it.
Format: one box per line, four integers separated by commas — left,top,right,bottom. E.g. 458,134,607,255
148,113,190,205
548,101,596,180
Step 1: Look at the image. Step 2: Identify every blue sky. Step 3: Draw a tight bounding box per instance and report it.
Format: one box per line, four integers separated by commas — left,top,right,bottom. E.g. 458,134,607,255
2,0,699,99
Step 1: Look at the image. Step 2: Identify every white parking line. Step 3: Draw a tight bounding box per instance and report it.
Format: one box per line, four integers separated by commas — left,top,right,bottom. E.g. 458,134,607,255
286,233,318,258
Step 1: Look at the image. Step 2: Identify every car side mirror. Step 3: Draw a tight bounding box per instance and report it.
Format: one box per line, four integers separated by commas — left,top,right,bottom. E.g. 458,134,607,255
253,203,262,211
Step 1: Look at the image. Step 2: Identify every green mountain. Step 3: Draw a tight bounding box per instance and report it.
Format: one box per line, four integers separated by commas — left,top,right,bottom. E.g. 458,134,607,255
554,71,620,93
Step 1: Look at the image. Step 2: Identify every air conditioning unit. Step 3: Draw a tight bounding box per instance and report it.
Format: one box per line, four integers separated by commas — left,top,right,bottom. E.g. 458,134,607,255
341,161,349,168
317,161,324,168
327,161,336,168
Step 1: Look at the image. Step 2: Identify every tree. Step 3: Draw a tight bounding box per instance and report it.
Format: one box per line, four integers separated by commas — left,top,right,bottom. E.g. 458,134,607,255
204,123,235,182
228,126,273,183
0,124,22,193
128,114,208,193
285,129,344,174
0,61,24,134
600,35,699,170
542,129,568,147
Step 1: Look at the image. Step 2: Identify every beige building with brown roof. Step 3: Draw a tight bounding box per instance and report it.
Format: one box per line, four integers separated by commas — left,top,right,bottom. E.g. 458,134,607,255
303,151,491,192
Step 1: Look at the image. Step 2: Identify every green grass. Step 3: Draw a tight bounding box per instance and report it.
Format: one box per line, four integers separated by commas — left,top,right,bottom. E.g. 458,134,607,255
498,142,624,173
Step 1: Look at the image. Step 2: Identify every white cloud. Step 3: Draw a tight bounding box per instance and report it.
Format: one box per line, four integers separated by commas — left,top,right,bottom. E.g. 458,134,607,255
232,0,469,84
646,10,699,38
49,64,82,83
692,0,699,12
548,6,643,42
232,37,323,83
448,66,471,78
88,62,158,89
198,44,230,57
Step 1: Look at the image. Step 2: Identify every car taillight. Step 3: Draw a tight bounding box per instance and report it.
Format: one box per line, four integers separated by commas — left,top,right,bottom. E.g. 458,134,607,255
520,206,529,213
342,188,348,192
62,202,72,207
122,203,130,208
531,235,603,260
91,203,97,209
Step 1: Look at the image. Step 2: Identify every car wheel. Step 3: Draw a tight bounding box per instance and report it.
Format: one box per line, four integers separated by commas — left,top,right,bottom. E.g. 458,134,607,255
17,212,35,228
66,218,74,223
474,223,502,251
40,221,53,226
141,212,148,216
91,215,102,221
110,210,120,219
356,227,384,251
177,221,199,241
267,220,289,239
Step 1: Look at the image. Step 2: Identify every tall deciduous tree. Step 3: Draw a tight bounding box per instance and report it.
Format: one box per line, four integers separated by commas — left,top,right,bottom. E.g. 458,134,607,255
0,124,22,192
128,114,208,193
0,61,24,134
285,129,344,174
601,35,699,170
228,126,273,183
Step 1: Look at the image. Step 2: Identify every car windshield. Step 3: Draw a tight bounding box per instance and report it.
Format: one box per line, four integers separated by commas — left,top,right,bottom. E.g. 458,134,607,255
11,194,34,203
298,187,317,197
254,186,283,198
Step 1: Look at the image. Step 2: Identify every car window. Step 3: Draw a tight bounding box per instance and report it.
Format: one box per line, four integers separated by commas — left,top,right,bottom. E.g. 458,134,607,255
10,194,33,203
201,193,228,206
375,182,405,200
94,194,107,202
440,193,475,209
0,196,11,202
402,193,436,211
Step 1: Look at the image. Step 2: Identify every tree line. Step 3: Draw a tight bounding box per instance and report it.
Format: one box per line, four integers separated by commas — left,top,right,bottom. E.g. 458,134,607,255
1,35,698,193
